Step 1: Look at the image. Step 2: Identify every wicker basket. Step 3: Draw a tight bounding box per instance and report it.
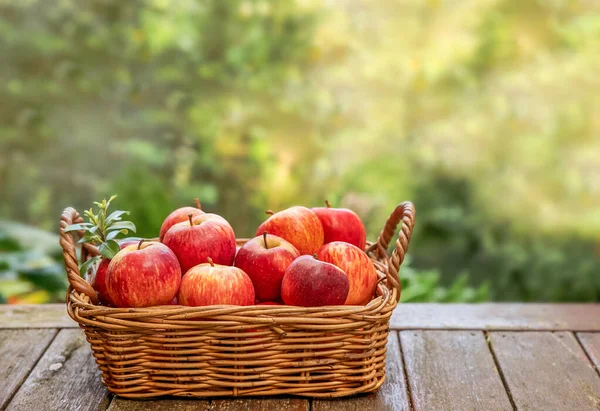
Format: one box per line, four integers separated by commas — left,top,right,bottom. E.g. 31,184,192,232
60,202,415,399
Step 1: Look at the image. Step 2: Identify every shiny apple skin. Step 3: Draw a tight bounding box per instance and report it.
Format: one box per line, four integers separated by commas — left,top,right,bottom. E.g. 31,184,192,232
178,263,255,306
255,206,324,255
163,213,236,273
106,242,182,308
281,255,349,307
159,206,204,241
317,241,378,305
88,238,142,306
311,206,366,250
234,234,300,302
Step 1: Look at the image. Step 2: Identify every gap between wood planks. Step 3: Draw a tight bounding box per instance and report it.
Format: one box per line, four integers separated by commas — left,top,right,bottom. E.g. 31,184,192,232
484,331,517,411
575,333,600,379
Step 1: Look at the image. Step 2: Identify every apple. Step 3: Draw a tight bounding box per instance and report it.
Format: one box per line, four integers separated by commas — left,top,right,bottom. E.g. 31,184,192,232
281,255,349,307
234,232,300,302
256,301,281,305
106,240,181,308
159,198,204,241
178,257,255,306
87,238,142,306
317,241,378,305
312,200,366,250
255,206,324,255
163,213,236,273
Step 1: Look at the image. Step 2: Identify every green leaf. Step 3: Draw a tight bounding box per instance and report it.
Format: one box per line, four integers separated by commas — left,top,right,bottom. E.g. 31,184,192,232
79,256,101,276
105,210,130,225
108,221,136,233
63,223,92,232
105,230,124,241
99,240,120,259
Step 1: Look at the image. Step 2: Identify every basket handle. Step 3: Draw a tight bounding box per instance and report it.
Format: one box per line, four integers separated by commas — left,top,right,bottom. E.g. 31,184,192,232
373,201,416,302
59,207,99,304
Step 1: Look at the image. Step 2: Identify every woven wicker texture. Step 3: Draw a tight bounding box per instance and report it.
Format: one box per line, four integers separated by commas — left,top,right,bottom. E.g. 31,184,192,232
60,202,415,398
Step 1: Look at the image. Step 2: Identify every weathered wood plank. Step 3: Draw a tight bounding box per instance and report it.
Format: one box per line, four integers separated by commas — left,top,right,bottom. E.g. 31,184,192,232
400,330,512,411
108,398,210,411
6,329,110,411
578,333,600,374
490,331,600,410
0,329,57,409
0,304,75,329
391,303,600,331
210,398,308,411
312,332,410,411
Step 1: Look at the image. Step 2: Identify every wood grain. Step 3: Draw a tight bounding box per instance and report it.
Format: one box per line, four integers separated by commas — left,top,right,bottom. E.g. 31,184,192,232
490,331,600,410
0,304,75,329
6,329,110,411
108,398,210,411
0,329,57,409
211,398,308,411
312,332,410,411
578,333,600,373
391,303,600,331
400,330,512,411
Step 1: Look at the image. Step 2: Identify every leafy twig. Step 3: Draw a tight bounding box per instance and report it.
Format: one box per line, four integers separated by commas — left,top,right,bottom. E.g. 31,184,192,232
64,195,136,275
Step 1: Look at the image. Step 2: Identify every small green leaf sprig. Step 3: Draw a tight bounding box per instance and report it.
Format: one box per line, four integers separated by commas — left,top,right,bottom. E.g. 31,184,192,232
64,195,137,275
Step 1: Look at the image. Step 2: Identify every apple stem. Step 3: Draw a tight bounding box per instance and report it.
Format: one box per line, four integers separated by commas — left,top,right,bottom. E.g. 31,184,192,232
188,214,194,226
313,253,318,260
194,198,202,209
207,257,215,267
265,210,274,216
263,231,268,249
137,239,145,250
325,200,331,208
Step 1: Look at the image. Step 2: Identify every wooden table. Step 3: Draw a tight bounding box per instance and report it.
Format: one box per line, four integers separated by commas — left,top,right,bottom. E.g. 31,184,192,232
1,304,600,411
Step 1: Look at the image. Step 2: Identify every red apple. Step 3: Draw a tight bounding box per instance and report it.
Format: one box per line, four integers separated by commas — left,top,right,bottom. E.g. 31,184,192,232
106,241,181,308
159,198,204,241
178,258,255,306
317,241,378,305
87,238,142,306
312,200,366,250
234,233,300,302
256,301,281,305
281,255,349,307
255,206,324,255
163,213,236,273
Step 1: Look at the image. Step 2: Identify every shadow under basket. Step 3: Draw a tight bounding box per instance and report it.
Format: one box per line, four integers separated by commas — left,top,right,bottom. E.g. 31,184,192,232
60,202,415,399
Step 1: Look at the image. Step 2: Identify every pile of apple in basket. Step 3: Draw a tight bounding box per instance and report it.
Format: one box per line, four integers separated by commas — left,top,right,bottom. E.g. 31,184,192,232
67,196,378,308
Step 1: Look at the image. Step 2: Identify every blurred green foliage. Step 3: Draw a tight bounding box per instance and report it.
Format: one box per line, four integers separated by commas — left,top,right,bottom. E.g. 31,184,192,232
0,222,67,303
1,0,599,303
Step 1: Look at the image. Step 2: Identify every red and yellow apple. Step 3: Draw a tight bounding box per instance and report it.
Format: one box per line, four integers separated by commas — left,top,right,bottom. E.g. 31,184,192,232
159,198,204,241
88,238,141,306
163,213,236,273
106,241,181,308
281,255,349,307
234,233,300,302
178,258,255,306
317,241,377,305
255,206,324,255
312,200,366,250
